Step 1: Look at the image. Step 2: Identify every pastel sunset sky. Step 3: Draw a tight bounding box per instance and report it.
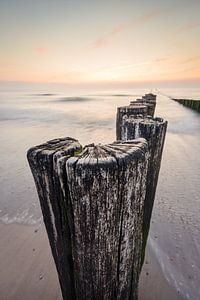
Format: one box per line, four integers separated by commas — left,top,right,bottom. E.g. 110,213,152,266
1,0,200,86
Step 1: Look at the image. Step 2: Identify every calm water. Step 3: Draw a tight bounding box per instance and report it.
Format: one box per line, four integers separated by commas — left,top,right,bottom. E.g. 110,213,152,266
0,84,200,299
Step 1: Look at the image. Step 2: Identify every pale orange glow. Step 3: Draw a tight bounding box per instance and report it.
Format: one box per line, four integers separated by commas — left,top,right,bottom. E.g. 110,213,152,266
35,47,49,55
0,2,200,86
1,54,199,84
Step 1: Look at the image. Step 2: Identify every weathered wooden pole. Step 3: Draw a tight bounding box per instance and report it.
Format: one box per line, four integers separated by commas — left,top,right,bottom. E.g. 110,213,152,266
116,115,167,266
28,137,149,300
27,137,82,300
142,93,157,103
116,105,148,141
130,98,156,117
172,98,200,113
66,139,149,300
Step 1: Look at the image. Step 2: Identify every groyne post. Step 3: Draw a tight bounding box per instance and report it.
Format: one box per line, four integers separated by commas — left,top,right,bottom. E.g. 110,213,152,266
27,137,82,300
116,105,148,142
28,138,149,300
172,98,200,113
135,99,156,117
116,115,167,265
117,93,157,141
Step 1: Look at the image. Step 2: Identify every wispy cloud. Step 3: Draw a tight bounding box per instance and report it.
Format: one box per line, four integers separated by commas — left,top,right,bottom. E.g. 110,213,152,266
154,57,168,63
92,10,163,49
35,47,49,55
94,57,168,74
93,24,127,48
176,21,200,33
137,10,161,24
181,55,200,64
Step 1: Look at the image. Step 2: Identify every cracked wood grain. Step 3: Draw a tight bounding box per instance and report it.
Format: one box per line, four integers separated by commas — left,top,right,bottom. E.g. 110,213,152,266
27,137,149,300
116,105,148,141
66,139,149,300
27,137,82,300
117,116,167,267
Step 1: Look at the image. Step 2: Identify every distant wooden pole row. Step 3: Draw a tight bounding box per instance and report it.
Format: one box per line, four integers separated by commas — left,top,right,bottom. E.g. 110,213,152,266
27,93,167,300
172,98,200,113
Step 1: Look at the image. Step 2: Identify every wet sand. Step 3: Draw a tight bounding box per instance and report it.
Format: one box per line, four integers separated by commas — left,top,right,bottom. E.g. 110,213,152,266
139,242,182,300
0,223,62,300
0,223,183,300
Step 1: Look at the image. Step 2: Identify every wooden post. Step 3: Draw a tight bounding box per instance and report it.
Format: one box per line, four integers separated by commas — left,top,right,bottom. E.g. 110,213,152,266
116,105,148,142
142,93,157,103
172,98,200,113
27,137,82,300
116,116,167,266
130,99,156,117
27,138,149,300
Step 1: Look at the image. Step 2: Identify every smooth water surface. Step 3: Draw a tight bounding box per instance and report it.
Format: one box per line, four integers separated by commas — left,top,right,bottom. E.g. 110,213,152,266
0,84,200,299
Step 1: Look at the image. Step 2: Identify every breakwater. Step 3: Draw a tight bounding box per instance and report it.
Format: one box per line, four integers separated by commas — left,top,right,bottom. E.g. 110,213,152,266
172,98,200,113
27,93,167,300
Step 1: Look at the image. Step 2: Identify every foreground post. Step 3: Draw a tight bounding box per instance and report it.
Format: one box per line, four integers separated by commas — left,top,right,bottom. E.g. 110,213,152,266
27,137,82,299
28,138,149,300
116,116,167,265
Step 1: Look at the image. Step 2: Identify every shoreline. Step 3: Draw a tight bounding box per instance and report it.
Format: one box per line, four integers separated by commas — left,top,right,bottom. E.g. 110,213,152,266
0,222,183,300
139,239,182,300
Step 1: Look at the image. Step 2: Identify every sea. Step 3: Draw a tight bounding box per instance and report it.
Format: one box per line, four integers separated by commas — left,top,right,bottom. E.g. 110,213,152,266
0,82,200,299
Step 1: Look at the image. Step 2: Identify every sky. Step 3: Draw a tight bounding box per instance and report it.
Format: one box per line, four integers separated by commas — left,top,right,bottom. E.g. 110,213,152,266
0,0,200,87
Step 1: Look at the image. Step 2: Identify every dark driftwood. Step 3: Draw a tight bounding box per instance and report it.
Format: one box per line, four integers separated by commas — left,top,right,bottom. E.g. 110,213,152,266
116,116,167,265
28,138,149,300
27,137,82,300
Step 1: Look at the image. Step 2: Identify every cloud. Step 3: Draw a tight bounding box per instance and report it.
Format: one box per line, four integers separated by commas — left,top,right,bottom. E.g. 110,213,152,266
154,57,168,63
35,47,49,55
137,10,161,24
181,56,200,64
92,57,169,77
176,21,200,33
92,10,162,49
93,24,127,48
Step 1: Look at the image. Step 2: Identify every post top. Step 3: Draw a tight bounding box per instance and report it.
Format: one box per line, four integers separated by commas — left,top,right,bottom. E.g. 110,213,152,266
123,115,167,126
66,139,148,168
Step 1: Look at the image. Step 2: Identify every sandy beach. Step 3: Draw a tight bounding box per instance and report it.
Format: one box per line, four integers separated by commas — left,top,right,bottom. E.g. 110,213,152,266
0,222,183,300
0,223,62,300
